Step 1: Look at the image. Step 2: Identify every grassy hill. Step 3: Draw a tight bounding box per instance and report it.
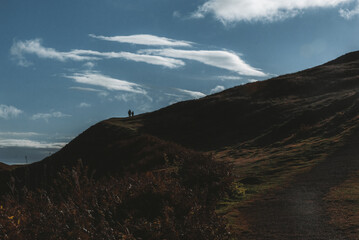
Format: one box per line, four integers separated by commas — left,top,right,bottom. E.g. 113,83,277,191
2,51,359,238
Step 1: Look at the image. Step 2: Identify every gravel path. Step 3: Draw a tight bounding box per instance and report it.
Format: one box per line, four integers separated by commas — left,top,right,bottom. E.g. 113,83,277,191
239,133,359,240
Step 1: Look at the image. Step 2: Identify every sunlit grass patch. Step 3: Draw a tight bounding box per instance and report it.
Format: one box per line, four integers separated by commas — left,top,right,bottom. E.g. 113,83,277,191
216,133,351,234
325,170,359,240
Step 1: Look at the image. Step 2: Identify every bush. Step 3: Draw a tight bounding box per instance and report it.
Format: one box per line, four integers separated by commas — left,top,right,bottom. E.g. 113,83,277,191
0,153,234,240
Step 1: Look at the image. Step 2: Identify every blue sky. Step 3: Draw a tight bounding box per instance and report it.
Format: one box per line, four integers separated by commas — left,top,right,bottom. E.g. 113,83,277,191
1,0,359,164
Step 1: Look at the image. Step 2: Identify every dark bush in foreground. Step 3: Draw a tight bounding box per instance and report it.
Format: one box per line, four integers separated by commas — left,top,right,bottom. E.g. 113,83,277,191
0,153,233,240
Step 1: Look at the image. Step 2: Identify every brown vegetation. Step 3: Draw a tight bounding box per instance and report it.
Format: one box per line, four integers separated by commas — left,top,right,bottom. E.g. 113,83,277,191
0,151,234,239
325,170,359,239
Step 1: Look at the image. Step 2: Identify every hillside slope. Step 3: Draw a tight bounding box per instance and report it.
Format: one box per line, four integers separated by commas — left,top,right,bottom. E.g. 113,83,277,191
3,51,359,239
11,51,359,173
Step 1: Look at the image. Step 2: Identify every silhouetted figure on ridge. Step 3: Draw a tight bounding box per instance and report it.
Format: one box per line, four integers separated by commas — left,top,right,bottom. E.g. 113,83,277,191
131,111,134,117
128,109,131,117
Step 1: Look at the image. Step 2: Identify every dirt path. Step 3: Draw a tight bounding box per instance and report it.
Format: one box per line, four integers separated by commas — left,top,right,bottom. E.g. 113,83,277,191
239,133,359,240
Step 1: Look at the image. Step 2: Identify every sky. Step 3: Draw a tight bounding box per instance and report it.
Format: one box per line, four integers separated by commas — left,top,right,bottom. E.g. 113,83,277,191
1,0,359,164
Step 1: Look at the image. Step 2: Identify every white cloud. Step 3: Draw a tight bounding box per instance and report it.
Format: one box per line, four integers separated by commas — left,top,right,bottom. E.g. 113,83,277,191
0,139,65,149
0,105,23,119
340,1,359,18
83,62,95,69
165,93,183,98
193,0,354,23
89,34,193,47
0,131,67,149
70,86,101,92
218,75,242,80
31,112,71,121
11,39,98,65
177,88,206,99
71,49,185,68
113,52,185,68
70,86,109,97
210,85,225,94
248,79,258,83
11,37,269,76
66,71,146,94
140,48,266,77
11,39,184,69
78,102,91,108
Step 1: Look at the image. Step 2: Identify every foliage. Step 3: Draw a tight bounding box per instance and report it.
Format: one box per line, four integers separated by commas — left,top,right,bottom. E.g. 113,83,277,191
0,153,234,240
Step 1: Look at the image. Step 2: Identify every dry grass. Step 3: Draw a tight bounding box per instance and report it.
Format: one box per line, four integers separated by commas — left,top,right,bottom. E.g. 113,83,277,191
325,170,359,240
215,118,358,233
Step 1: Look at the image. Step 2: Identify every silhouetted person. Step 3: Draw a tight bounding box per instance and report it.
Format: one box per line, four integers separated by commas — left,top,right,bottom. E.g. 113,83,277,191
131,111,134,117
128,109,131,117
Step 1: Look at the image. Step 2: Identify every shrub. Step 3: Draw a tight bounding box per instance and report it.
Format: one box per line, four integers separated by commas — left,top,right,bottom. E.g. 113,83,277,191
0,153,233,240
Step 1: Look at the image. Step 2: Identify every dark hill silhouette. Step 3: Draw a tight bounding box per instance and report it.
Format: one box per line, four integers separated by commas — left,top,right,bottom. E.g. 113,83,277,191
4,50,359,189
139,51,359,149
2,51,359,239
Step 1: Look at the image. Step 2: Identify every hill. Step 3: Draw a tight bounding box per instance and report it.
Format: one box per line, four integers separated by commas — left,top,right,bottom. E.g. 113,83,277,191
2,51,359,239
10,51,359,179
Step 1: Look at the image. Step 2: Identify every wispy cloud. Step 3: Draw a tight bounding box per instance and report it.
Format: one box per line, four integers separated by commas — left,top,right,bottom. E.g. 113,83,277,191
78,102,91,108
218,75,242,80
11,37,269,77
66,71,146,94
89,34,193,47
0,105,23,119
140,48,266,77
193,0,354,23
31,111,71,121
83,62,95,69
210,85,225,94
11,39,97,65
340,1,359,18
0,131,67,149
0,139,65,149
72,50,185,68
11,39,184,69
177,88,206,99
110,52,185,68
70,86,109,97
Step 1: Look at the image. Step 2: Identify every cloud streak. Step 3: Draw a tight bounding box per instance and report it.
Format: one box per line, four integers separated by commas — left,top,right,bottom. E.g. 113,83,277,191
11,39,97,65
66,71,146,94
31,112,71,121
0,105,23,119
0,139,66,149
89,34,193,47
218,75,243,81
177,88,206,99
11,37,267,76
11,39,184,69
71,50,185,68
140,48,266,77
193,0,354,23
